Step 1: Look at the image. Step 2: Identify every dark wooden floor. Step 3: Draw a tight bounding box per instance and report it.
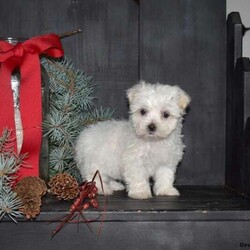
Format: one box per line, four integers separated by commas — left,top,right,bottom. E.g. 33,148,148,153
2,186,250,250
37,186,250,222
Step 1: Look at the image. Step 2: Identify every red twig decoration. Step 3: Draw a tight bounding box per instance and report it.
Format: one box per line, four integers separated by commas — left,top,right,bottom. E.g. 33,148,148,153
50,170,106,238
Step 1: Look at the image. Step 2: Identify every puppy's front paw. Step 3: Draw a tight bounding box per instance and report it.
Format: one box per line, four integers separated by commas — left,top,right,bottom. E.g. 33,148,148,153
128,190,152,199
154,187,180,196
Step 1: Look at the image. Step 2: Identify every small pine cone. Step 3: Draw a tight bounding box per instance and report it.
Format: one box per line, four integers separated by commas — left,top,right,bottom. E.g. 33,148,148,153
14,176,47,197
14,177,46,219
48,173,79,200
19,191,42,219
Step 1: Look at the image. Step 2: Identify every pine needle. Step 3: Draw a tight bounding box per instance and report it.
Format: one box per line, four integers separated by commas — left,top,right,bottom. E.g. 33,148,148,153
41,57,114,179
0,128,24,222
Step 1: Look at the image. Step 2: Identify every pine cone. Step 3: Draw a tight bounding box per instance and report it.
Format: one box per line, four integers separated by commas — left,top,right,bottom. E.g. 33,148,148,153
14,176,47,219
14,176,47,197
19,191,42,219
48,173,79,200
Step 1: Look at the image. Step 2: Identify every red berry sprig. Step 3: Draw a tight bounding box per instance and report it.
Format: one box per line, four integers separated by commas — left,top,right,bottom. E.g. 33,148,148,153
51,171,106,238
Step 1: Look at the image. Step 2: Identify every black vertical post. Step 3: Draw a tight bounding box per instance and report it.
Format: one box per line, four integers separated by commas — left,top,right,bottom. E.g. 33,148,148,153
226,12,250,196
226,12,243,190
243,60,250,196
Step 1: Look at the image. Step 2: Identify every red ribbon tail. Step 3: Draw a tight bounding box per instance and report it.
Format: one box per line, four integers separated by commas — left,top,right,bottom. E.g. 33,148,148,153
19,54,42,178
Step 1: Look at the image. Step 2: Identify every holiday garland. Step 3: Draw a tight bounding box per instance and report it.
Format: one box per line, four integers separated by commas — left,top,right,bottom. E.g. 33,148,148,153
0,55,112,225
41,57,114,182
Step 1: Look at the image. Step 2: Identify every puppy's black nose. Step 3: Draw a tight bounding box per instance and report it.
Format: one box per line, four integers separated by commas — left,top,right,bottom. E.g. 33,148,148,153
148,123,157,133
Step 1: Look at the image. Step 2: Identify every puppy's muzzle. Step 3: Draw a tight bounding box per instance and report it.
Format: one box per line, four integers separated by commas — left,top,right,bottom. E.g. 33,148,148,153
148,123,157,133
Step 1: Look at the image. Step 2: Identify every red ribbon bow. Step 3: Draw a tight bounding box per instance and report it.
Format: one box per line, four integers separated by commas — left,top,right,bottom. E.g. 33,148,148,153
0,34,64,179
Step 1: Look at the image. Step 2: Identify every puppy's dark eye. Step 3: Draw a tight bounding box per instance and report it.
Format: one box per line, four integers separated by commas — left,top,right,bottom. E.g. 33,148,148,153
163,111,169,119
140,109,147,116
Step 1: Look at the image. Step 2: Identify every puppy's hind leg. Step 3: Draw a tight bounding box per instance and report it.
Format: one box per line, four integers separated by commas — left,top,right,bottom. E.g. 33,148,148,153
96,178,125,195
95,176,115,195
109,179,125,191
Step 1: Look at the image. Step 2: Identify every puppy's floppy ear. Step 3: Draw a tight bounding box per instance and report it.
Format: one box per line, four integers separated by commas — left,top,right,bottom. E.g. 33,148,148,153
175,86,191,110
127,80,146,103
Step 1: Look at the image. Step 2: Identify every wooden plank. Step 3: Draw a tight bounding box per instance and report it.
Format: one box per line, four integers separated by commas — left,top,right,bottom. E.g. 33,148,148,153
3,187,250,222
242,60,250,197
140,0,226,185
0,0,139,118
39,186,250,215
0,0,228,186
226,12,244,190
2,215,250,250
73,0,139,118
226,12,243,68
2,186,250,249
225,57,250,196
245,118,250,197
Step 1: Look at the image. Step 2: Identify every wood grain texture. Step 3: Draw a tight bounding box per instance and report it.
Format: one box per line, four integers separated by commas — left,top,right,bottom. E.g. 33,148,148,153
40,187,250,214
72,0,139,118
140,0,226,185
2,187,250,250
0,0,139,118
1,3,250,249
2,221,250,250
0,0,226,185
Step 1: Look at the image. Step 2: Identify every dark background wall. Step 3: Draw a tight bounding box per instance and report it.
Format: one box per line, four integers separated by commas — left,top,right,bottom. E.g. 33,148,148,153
0,0,226,185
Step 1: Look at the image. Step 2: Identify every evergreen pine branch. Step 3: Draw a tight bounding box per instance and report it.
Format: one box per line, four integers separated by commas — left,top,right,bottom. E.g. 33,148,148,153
41,56,114,180
64,162,82,184
49,147,74,172
0,128,15,155
0,128,24,222
0,129,27,188
0,155,19,188
83,107,115,126
0,186,23,223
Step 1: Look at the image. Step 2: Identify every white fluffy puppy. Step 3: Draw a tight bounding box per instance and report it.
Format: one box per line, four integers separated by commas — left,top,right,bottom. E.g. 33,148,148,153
75,81,190,199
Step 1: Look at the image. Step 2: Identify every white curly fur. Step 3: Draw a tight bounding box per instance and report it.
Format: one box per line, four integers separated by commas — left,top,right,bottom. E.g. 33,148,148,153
75,81,190,199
